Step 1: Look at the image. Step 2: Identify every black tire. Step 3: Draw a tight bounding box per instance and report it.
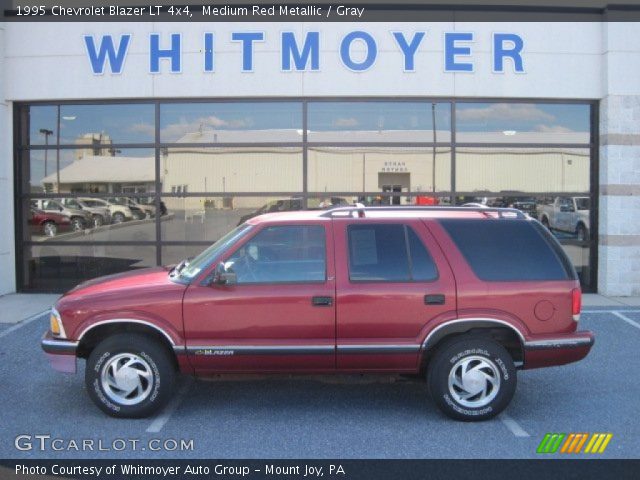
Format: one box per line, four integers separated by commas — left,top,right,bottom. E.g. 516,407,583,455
541,216,550,229
113,212,125,223
92,214,104,227
85,333,176,418
71,217,84,231
576,223,588,242
42,221,57,237
427,335,517,421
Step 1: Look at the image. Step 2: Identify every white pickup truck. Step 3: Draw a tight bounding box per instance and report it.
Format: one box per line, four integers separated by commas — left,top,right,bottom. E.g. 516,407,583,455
538,196,590,241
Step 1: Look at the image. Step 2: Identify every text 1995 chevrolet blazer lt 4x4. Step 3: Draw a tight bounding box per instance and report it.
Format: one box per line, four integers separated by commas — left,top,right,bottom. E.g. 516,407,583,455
42,206,594,421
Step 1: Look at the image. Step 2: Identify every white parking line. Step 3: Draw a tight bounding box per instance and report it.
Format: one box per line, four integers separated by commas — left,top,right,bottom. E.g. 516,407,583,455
0,310,49,340
582,309,640,314
611,311,640,331
500,413,530,437
146,377,194,433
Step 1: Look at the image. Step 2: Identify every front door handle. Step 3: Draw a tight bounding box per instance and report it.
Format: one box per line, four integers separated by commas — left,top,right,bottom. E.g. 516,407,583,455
424,294,445,305
312,296,333,307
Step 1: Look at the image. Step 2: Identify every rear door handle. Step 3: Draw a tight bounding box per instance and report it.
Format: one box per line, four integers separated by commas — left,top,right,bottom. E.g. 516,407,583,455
312,296,333,307
424,294,445,305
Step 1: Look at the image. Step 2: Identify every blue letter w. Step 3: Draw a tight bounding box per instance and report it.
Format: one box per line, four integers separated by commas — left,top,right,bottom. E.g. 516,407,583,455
84,34,131,74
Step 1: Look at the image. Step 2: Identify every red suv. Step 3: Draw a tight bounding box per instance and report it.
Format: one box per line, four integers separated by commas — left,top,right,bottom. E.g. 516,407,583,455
42,206,593,421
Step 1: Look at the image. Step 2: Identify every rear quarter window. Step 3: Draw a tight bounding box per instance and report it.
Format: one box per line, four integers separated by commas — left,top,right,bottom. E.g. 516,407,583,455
438,219,575,281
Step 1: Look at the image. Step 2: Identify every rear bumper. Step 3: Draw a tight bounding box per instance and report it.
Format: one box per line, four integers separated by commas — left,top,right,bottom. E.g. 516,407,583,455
523,330,594,369
41,332,78,374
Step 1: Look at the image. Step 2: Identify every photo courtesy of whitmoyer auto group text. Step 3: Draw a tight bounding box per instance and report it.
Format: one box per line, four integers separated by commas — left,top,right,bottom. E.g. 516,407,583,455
0,0,639,478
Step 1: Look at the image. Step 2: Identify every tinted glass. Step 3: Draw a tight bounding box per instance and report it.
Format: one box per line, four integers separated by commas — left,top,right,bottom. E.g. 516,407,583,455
308,147,451,195
162,147,302,193
59,104,155,144
456,103,590,144
348,224,411,282
226,226,326,284
22,245,156,291
26,106,58,146
439,219,572,281
308,102,451,142
407,227,438,281
160,102,302,143
455,147,590,193
161,196,306,242
24,148,155,195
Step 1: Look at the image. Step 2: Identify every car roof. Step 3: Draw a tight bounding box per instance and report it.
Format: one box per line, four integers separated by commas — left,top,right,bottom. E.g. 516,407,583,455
246,206,527,225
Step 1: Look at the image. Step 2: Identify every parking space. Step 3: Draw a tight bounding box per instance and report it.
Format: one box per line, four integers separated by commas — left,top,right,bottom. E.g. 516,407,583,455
0,310,638,459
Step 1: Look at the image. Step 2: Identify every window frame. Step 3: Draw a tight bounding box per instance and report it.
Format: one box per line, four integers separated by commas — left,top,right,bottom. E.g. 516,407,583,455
346,222,439,284
222,223,329,286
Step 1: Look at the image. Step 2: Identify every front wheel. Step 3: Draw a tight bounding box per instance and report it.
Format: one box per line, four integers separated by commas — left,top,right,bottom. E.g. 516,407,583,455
71,217,84,231
427,335,516,421
112,212,125,224
576,224,588,242
85,334,176,418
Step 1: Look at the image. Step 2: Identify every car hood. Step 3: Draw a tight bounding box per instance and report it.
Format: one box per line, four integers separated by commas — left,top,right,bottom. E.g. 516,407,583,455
63,266,176,298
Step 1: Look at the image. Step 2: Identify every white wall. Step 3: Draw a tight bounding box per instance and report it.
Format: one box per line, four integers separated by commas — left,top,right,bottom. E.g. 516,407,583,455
0,22,16,295
4,22,603,101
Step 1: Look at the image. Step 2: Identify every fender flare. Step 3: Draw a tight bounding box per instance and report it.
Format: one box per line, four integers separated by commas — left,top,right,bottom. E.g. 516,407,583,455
420,318,526,353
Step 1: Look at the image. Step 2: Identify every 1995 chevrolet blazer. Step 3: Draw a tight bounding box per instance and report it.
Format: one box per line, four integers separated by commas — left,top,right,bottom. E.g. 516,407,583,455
42,206,594,421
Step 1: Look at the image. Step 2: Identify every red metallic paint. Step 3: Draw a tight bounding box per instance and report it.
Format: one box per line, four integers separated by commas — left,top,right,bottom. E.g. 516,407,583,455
43,209,594,378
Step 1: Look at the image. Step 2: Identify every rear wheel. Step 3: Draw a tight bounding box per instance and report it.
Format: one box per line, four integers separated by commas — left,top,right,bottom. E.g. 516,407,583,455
541,217,550,229
71,217,84,231
85,334,176,418
92,214,104,227
576,223,588,242
427,335,516,421
43,221,57,237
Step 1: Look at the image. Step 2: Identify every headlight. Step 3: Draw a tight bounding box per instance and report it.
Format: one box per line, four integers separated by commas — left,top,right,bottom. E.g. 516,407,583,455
50,308,66,338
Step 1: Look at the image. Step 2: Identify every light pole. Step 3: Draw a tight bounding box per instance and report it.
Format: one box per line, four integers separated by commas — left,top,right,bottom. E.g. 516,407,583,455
39,128,54,177
431,103,437,194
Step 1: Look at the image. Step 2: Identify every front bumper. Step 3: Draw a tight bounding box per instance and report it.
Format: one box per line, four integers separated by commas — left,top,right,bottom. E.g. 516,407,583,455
41,332,78,374
523,330,594,369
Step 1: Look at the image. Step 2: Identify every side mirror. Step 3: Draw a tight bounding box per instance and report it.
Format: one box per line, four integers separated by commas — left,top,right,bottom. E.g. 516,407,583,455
213,262,237,286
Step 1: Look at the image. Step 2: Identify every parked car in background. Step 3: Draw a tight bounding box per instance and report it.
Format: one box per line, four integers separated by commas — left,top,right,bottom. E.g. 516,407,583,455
28,208,72,237
60,198,111,227
538,196,591,241
30,199,92,231
80,198,143,224
490,194,538,219
236,197,305,225
109,197,156,218
42,205,592,421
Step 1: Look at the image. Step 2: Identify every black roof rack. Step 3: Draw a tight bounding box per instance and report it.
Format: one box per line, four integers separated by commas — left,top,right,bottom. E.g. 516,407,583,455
320,205,527,219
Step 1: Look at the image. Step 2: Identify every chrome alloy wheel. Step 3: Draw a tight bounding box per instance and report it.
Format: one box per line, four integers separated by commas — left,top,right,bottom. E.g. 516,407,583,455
100,353,154,405
447,355,501,408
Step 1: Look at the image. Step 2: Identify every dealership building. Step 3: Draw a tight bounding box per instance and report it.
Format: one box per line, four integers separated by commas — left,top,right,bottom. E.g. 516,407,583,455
0,13,639,295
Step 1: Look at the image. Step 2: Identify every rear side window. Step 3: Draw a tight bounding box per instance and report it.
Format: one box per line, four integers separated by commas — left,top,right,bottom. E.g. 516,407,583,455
439,219,573,281
348,224,438,282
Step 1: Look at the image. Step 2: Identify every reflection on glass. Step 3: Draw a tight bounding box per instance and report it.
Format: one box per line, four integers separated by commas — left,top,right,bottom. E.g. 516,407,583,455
456,103,590,144
455,147,590,193
308,102,451,143
161,244,213,267
161,147,302,193
23,197,156,242
28,149,155,195
26,106,58,146
161,196,308,242
308,147,451,196
59,104,155,145
160,102,303,143
23,245,156,291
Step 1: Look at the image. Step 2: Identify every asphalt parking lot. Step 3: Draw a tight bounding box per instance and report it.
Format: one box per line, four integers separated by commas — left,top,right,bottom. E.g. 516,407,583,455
0,309,638,459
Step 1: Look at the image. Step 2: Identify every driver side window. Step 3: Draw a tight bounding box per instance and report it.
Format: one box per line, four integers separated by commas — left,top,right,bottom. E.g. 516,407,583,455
225,225,326,284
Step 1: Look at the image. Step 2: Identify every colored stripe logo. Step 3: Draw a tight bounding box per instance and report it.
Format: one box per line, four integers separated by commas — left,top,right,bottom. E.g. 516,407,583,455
537,433,612,454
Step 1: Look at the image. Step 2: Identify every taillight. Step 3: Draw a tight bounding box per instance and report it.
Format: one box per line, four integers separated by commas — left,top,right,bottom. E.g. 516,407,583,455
572,288,582,321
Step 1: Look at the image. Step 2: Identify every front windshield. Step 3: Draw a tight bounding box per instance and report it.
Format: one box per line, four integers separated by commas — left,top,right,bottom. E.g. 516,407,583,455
175,224,253,281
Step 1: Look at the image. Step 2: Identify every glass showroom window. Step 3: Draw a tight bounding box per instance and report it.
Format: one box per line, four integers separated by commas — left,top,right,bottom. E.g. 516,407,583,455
15,99,596,292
